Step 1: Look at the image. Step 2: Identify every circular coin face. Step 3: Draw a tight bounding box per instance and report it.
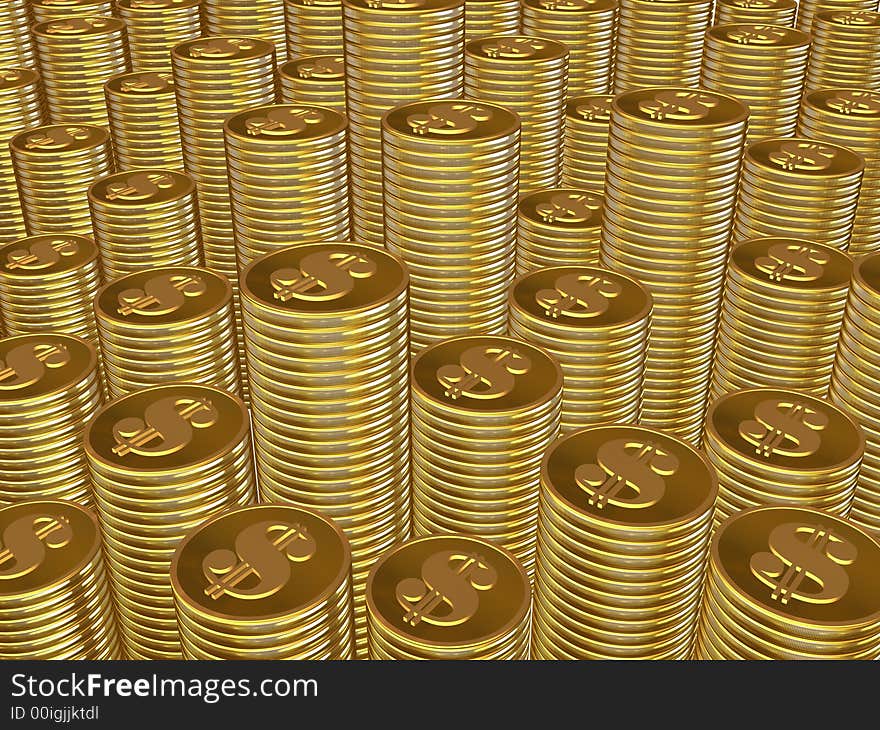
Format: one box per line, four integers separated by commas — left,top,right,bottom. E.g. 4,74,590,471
746,137,865,178
10,124,108,155
88,169,193,207
712,505,880,627
0,334,96,404
383,99,518,143
173,37,275,63
730,237,852,292
117,0,200,9
225,104,346,142
366,535,529,649
0,68,39,91
567,95,614,123
34,16,125,37
284,56,345,81
106,71,175,96
518,189,604,230
171,504,350,622
466,35,568,62
803,89,880,119
709,23,809,47
522,0,618,12
614,87,749,129
823,9,880,26
0,235,97,278
342,0,461,13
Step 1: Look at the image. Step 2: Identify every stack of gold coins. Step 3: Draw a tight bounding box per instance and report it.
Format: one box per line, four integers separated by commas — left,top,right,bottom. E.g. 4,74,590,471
366,535,530,659
732,137,865,252
10,124,114,237
464,36,568,193
798,2,878,35
829,252,880,535
116,0,202,72
0,234,102,347
704,389,863,527
104,71,185,171
713,0,796,26
561,94,612,192
94,267,241,399
700,24,810,145
0,334,102,506
521,0,618,96
240,242,409,657
509,267,650,432
710,238,851,401
87,169,203,281
694,506,880,659
532,425,717,659
0,69,46,245
284,0,343,57
84,383,256,660
0,2,35,68
613,0,712,93
804,11,880,94
516,189,604,274
463,0,519,41
410,335,562,575
30,0,115,23
599,88,748,444
278,55,346,112
343,0,464,248
224,104,351,270
32,16,130,126
203,0,287,62
799,90,880,257
382,100,518,352
172,504,354,659
0,500,121,659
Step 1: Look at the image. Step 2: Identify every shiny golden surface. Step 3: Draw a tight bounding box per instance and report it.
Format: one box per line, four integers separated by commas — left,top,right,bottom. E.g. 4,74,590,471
116,0,202,73
203,0,287,63
804,11,880,94
561,94,612,193
463,0,519,42
0,1,35,68
278,55,346,112
713,0,796,26
797,2,878,36
284,0,343,58
30,0,115,24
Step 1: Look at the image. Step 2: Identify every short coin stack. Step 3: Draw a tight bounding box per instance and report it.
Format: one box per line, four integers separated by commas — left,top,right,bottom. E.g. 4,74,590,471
278,56,347,113
732,137,865,251
284,0,344,57
797,2,877,36
171,505,355,659
94,267,241,399
695,506,880,659
713,0,796,26
561,95,613,193
366,535,531,659
709,237,852,400
0,500,121,659
30,0,115,23
804,11,880,94
508,267,651,432
409,335,563,575
84,383,257,659
464,36,568,193
382,100,519,352
116,0,202,73
202,0,288,62
463,0,520,41
0,1,35,68
0,333,102,506
532,425,718,659
516,189,604,274
703,388,863,526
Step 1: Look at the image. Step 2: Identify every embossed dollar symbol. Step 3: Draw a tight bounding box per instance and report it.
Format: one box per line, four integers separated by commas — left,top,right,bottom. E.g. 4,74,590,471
131,0,185,7
45,17,109,34
0,514,73,580
768,140,836,171
189,38,255,58
24,126,89,150
202,521,316,601
1,70,23,84
481,37,546,58
754,242,827,282
396,550,497,627
734,0,774,7
296,57,344,79
536,272,622,319
576,98,611,121
575,439,678,509
111,396,219,457
436,346,532,400
831,10,873,24
105,171,174,201
116,273,207,316
245,107,324,136
366,0,425,8
535,192,601,224
826,90,880,116
119,72,173,93
0,342,71,390
270,250,377,302
750,523,856,605
637,90,719,120
738,399,828,458
5,238,78,270
726,25,788,44
539,0,594,8
406,102,493,136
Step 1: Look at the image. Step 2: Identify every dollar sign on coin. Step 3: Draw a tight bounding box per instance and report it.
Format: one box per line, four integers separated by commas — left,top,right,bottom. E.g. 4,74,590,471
45,18,110,35
0,513,73,580
726,25,788,44
5,238,78,270
189,38,255,58
395,550,497,627
754,242,828,282
116,273,207,316
768,141,836,171
245,107,324,136
738,399,828,458
24,126,89,150
120,72,173,94
535,192,600,224
297,57,344,79
826,90,880,116
637,90,718,120
536,272,622,318
271,250,377,302
576,98,611,121
111,396,219,457
481,37,546,59
105,172,174,202
0,342,71,389
406,102,492,136
436,346,532,400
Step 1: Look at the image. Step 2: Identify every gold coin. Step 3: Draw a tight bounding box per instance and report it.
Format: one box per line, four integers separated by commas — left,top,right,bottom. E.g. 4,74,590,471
284,0,343,57
278,55,346,113
30,0,115,23
203,0,287,62
804,11,880,94
0,2,36,68
713,0,796,26
115,0,201,73
562,94,613,192
799,3,878,36
463,0,520,42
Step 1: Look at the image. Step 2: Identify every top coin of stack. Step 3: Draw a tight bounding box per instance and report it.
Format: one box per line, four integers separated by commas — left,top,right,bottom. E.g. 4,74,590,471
203,0,288,62
561,94,613,193
284,0,344,58
30,0,115,23
116,0,202,73
713,0,796,26
0,1,36,68
796,0,878,35
278,56,346,113
804,11,880,94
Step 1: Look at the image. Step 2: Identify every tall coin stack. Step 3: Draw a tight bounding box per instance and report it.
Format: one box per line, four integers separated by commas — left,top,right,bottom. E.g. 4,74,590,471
0,500,121,659
87,169,203,281
278,56,346,112
532,425,718,659
203,0,288,62
520,0,618,96
516,188,604,274
804,11,880,94
613,0,712,93
240,242,410,657
0,1,35,68
732,137,865,251
704,388,863,526
464,36,568,193
599,88,748,444
84,383,257,660
343,0,464,248
0,69,46,245
224,104,351,270
710,238,851,400
561,95,612,192
116,0,202,73
799,90,880,257
382,100,519,352
797,2,878,35
409,335,563,574
509,267,650,432
695,506,880,659
284,0,344,57
171,505,355,660
700,24,810,145
94,266,241,399
30,0,115,23
32,16,130,126
0,333,102,506
366,535,531,659
10,123,114,236
829,252,880,535
463,0,519,41
713,0,796,26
